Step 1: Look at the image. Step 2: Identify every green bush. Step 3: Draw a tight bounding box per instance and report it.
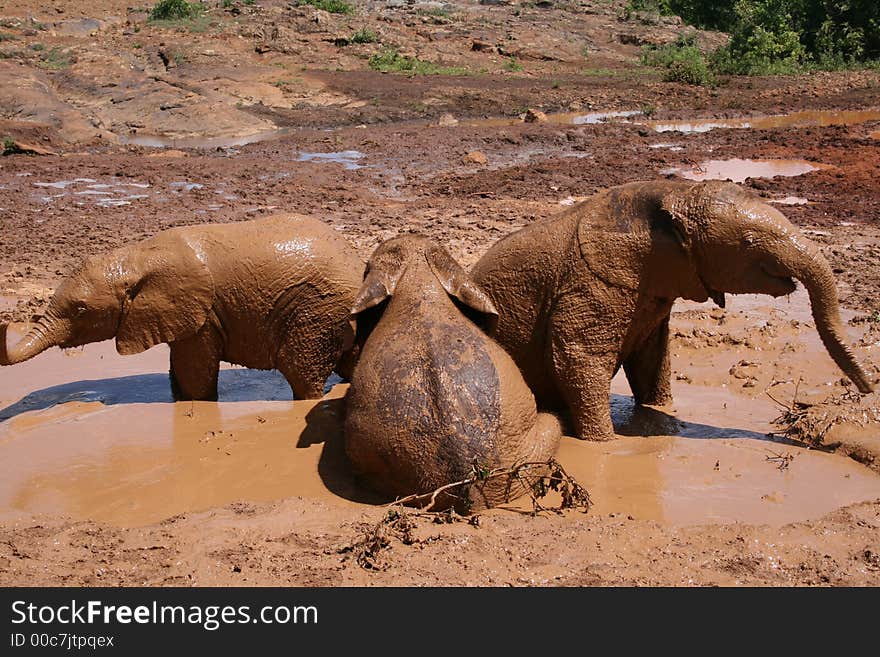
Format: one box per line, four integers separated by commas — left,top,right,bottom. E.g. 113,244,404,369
350,27,378,44
655,1,880,74
297,0,354,14
149,0,205,20
641,34,715,85
368,49,468,76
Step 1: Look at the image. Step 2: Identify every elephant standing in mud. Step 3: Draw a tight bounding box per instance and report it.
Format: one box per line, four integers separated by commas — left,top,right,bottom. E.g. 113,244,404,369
0,214,364,400
471,179,874,441
344,236,561,511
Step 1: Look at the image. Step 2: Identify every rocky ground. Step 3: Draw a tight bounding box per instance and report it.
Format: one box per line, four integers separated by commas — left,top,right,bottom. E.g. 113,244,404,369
0,0,879,586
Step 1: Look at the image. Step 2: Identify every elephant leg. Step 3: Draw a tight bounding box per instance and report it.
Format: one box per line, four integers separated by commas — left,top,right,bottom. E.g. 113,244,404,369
169,325,222,401
550,338,616,441
624,314,673,407
277,329,336,400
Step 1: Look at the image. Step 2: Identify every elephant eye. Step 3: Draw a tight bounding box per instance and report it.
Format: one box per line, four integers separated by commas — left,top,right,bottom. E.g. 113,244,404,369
75,304,87,316
742,233,756,247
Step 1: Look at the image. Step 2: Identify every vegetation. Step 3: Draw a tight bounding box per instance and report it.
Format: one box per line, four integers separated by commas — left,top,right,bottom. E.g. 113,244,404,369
641,34,715,85
368,49,468,76
350,27,379,44
629,1,880,75
297,0,354,14
149,0,205,21
37,47,71,70
503,57,524,72
2,137,22,156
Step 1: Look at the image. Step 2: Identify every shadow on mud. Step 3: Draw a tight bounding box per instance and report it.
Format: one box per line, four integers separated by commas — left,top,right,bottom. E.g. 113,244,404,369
0,370,344,422
299,394,390,506
610,393,771,441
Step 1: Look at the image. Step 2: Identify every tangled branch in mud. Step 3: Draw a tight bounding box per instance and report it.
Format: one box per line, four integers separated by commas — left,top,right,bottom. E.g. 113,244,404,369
769,384,877,446
391,458,592,515
339,459,592,570
765,451,795,470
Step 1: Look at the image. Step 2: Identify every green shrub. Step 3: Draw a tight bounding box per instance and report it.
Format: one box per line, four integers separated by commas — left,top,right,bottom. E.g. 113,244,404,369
368,49,468,75
350,27,378,44
641,34,715,85
658,1,879,74
297,0,354,14
149,0,205,20
503,57,523,72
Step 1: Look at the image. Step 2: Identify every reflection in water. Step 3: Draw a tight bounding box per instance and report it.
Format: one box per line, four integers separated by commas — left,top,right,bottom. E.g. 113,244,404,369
296,151,365,170
649,108,880,133
0,369,344,422
661,158,827,183
118,128,291,150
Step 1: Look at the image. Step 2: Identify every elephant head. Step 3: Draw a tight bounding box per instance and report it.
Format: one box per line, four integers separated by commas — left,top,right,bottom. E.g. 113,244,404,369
1,232,215,366
581,180,873,394
349,235,499,343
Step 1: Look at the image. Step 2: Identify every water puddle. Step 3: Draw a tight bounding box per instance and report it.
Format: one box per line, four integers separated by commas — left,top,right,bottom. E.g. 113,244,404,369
32,177,153,209
661,158,829,183
459,109,643,128
1,284,877,528
649,142,684,151
572,110,642,125
649,108,880,133
296,151,365,170
770,196,810,205
118,128,292,151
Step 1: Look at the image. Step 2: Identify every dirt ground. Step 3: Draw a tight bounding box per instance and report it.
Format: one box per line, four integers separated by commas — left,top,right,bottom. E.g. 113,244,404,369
0,1,879,586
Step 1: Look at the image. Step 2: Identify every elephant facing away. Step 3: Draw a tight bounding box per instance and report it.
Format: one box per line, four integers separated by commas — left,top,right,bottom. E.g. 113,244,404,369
344,235,561,511
0,214,364,401
471,179,874,441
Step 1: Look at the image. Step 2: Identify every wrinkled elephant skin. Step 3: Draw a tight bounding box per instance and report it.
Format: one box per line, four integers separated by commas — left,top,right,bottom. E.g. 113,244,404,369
345,235,561,511
472,180,874,441
0,214,364,401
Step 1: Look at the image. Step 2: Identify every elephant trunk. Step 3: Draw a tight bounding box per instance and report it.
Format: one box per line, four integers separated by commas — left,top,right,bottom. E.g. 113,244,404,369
782,238,874,394
0,316,68,365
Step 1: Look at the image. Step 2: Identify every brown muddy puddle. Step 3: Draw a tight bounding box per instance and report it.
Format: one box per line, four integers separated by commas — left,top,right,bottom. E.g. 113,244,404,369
1,290,878,529
661,158,829,183
648,108,880,133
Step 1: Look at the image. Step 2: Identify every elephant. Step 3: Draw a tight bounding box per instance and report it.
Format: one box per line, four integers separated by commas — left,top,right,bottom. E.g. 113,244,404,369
344,235,561,511
471,179,874,441
0,214,364,401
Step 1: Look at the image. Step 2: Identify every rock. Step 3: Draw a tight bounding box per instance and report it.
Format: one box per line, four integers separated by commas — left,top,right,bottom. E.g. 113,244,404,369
437,113,459,127
523,108,548,123
471,40,494,53
463,151,488,165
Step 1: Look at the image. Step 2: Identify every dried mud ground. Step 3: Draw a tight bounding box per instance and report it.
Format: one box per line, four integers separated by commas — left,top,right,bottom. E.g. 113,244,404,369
1,1,880,586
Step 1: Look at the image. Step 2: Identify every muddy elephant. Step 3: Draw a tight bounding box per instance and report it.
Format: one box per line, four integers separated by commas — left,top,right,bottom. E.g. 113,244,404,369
471,179,874,441
0,214,364,400
344,235,561,511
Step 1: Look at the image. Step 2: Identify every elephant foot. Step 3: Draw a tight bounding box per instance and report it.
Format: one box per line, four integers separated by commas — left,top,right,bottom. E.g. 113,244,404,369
572,415,617,442
636,390,673,407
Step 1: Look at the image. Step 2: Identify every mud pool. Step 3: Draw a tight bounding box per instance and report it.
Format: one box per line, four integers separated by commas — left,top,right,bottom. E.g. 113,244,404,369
661,159,829,183
1,290,877,528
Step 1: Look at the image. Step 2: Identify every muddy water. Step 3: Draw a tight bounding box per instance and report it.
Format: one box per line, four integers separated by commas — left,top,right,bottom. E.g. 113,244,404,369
649,108,880,133
661,158,829,183
118,128,292,150
0,289,878,528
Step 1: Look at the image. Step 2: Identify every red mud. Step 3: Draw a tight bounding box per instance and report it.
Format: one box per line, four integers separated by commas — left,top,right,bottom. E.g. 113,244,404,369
1,0,879,586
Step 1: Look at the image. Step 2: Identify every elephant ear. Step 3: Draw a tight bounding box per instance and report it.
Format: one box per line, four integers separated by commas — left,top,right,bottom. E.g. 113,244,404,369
115,234,215,355
347,265,394,349
426,246,499,335
576,188,651,291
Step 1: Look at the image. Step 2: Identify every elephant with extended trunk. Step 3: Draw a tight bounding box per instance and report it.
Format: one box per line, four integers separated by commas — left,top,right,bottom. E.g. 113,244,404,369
471,179,874,441
0,214,364,401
